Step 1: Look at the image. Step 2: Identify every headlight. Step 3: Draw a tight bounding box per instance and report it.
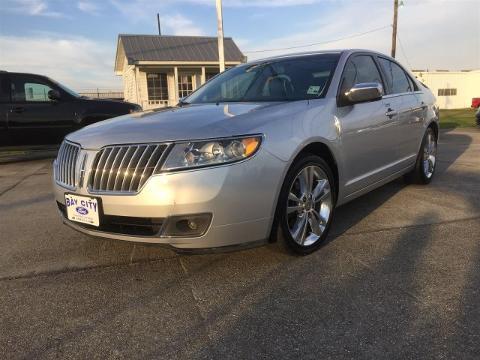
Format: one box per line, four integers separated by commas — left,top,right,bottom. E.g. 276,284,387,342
161,135,262,171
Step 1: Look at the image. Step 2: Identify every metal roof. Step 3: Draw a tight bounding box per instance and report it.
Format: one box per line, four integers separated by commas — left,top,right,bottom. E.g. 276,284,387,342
117,35,244,65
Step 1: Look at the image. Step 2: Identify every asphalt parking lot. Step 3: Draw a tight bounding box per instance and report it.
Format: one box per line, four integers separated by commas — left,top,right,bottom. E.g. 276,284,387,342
1,128,479,359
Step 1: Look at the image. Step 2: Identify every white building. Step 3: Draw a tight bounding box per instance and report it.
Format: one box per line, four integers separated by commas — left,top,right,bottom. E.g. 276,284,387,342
412,69,480,109
115,34,245,110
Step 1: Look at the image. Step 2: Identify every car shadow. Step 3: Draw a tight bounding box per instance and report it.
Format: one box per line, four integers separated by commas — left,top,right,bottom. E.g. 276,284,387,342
325,130,473,244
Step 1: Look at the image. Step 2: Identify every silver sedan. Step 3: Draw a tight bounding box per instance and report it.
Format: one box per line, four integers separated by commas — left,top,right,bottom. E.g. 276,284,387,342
53,49,438,255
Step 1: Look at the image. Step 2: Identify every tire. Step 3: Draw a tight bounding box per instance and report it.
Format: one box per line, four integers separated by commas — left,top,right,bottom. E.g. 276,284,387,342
404,127,438,185
272,155,336,255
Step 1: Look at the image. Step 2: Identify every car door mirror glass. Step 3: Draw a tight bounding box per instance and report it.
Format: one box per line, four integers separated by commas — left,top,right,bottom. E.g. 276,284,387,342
48,89,61,101
345,82,383,104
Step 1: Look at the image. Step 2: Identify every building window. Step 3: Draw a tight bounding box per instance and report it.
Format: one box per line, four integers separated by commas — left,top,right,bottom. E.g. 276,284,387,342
438,88,457,96
206,72,218,81
147,73,168,104
178,75,193,98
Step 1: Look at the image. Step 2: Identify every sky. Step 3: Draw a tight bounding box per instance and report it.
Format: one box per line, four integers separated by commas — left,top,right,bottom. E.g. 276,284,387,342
0,0,479,90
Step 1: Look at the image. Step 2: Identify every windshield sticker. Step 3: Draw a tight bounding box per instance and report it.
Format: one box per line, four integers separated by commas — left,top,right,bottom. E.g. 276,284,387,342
307,85,321,95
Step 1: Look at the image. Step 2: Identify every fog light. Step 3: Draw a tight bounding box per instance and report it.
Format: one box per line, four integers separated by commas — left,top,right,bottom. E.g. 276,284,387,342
162,213,212,237
187,220,198,230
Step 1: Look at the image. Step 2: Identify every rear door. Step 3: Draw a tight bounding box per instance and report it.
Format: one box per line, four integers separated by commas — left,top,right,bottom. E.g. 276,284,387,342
336,54,401,196
377,57,424,163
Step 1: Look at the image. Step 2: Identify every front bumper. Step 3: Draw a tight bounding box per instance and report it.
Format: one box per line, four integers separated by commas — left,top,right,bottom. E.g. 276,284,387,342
53,149,286,250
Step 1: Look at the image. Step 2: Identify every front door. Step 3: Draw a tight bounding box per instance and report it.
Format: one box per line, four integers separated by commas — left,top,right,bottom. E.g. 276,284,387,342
336,54,402,196
7,74,74,143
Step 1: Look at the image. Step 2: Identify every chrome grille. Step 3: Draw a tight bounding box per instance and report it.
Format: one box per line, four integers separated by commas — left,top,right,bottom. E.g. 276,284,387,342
54,141,81,189
89,144,168,193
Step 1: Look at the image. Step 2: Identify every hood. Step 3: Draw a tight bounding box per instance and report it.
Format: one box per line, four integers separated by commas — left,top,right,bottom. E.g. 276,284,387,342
66,102,293,149
82,97,136,107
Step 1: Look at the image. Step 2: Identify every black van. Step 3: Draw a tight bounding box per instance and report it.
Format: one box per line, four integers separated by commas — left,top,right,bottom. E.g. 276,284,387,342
0,71,141,144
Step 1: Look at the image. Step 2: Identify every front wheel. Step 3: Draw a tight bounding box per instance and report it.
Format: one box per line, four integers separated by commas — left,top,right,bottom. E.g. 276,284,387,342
272,155,336,255
404,127,438,184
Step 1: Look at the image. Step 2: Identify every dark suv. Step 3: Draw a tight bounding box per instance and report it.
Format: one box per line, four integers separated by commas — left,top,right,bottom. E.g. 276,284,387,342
0,71,141,144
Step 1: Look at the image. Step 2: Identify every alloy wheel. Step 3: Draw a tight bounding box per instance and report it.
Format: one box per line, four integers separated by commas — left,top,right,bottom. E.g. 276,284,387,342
423,130,437,179
286,165,333,246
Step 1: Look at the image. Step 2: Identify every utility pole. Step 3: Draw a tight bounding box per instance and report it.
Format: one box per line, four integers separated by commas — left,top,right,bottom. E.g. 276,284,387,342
391,0,398,58
216,0,225,72
157,13,162,35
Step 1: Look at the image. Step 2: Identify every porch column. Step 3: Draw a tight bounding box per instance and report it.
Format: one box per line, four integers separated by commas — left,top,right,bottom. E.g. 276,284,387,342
135,67,141,106
201,66,206,85
173,66,179,103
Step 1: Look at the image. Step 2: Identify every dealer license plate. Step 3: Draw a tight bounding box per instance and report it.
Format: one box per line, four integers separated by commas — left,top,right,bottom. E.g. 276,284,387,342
65,194,100,227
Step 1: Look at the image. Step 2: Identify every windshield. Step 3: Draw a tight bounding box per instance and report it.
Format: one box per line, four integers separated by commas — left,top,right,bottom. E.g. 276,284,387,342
186,53,340,104
49,78,80,98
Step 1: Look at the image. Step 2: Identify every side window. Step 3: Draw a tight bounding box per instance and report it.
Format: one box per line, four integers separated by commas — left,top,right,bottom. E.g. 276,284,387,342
406,75,418,91
378,58,412,94
0,76,11,103
11,76,54,102
340,55,383,95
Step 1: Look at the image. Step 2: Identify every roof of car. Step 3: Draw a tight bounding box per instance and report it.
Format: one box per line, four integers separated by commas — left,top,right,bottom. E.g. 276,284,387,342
0,71,49,77
249,49,390,64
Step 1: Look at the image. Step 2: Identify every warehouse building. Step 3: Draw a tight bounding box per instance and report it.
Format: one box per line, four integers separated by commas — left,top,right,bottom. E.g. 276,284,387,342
412,69,480,109
115,34,245,110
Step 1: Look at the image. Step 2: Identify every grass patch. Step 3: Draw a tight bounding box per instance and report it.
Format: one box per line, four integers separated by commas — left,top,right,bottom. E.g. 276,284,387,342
439,108,477,129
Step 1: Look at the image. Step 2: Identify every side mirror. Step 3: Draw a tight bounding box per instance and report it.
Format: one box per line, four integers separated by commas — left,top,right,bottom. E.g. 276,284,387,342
344,82,383,105
177,97,189,107
48,89,61,101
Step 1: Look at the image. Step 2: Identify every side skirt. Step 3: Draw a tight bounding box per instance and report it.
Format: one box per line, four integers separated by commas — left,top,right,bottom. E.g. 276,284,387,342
337,164,414,206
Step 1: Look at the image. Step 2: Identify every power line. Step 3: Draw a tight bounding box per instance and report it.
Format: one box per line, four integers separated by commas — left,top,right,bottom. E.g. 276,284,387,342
397,34,413,69
244,25,392,54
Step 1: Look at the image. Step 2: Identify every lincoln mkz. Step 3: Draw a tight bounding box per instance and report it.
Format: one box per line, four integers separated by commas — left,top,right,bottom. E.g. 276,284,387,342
53,50,438,254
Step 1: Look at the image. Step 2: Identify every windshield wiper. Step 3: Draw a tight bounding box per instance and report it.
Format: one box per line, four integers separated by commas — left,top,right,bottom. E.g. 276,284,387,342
178,99,190,107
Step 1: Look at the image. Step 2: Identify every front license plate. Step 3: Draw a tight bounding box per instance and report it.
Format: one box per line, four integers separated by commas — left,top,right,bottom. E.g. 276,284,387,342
65,194,100,227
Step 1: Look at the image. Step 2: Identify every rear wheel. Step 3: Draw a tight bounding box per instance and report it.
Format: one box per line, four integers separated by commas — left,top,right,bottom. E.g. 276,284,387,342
272,155,335,255
404,127,438,184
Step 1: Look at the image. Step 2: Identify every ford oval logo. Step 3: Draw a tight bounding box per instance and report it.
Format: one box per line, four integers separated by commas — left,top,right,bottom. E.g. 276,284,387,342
76,206,89,215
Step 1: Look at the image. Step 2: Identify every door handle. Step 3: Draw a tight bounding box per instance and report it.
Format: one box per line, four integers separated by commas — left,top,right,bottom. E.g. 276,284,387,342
10,107,24,114
385,108,397,118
